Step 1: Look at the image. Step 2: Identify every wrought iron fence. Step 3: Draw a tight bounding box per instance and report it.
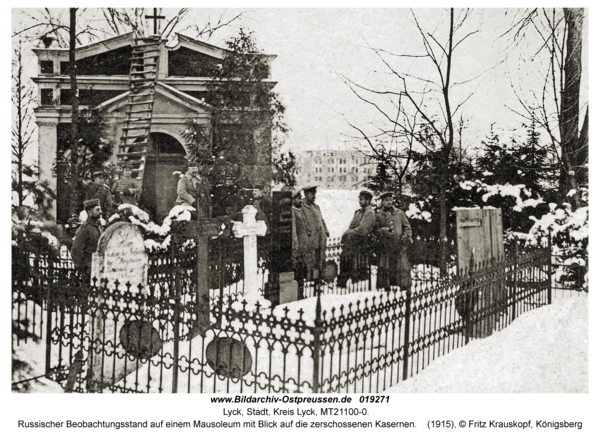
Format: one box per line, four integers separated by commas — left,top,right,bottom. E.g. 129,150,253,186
13,235,551,393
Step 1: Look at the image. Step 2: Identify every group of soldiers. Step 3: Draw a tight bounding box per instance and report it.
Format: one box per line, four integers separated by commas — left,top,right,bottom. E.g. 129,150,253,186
71,161,272,282
291,187,412,293
70,164,141,281
72,159,412,295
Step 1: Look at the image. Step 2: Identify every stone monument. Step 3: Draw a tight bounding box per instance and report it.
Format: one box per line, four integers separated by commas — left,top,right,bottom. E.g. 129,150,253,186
88,222,153,390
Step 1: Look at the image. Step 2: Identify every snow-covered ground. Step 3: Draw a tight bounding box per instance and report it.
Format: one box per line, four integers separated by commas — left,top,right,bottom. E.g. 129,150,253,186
385,295,588,393
14,291,587,393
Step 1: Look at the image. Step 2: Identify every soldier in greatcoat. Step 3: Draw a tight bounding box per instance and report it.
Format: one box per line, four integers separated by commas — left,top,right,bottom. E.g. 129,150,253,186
83,171,114,218
291,189,309,298
300,185,329,281
112,164,140,206
176,162,210,218
337,190,376,288
374,192,413,291
71,198,104,284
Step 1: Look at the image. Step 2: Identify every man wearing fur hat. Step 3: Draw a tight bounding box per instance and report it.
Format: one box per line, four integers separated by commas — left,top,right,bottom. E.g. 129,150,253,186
112,164,140,206
176,162,210,218
374,192,412,291
337,190,376,288
71,198,104,283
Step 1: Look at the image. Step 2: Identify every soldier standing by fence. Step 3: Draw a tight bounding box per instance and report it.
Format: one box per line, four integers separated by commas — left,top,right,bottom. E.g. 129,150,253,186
71,198,104,284
337,190,376,288
301,185,329,281
292,189,309,298
374,192,412,291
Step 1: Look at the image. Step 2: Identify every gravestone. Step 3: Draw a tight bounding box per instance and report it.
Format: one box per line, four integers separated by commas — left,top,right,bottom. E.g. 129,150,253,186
270,191,298,305
456,208,505,338
232,205,268,304
88,222,151,390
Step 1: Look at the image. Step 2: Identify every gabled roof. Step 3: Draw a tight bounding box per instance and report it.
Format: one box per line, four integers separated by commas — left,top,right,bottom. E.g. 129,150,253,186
169,33,276,64
97,81,212,114
169,33,227,59
33,32,139,60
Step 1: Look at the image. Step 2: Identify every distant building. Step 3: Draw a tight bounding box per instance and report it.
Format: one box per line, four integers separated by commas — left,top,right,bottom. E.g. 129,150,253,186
296,150,376,190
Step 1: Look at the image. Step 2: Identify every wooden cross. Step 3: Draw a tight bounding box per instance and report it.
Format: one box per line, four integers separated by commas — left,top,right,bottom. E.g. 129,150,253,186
232,205,267,303
181,217,222,337
145,8,165,35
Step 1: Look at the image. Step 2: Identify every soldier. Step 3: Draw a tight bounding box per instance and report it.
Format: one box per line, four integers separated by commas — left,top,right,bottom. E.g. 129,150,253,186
112,164,140,206
71,198,104,284
337,190,376,288
83,171,114,217
374,192,413,291
291,189,309,298
176,162,210,218
253,184,272,232
300,185,329,280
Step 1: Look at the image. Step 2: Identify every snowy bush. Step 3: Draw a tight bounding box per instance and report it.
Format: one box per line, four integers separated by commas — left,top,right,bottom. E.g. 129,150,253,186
108,203,196,255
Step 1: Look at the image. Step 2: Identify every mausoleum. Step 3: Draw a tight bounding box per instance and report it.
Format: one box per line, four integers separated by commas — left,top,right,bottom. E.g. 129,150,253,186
32,31,276,223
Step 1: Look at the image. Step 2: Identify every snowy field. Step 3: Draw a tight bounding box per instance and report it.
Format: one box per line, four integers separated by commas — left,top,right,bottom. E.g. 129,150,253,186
385,295,588,393
14,290,587,393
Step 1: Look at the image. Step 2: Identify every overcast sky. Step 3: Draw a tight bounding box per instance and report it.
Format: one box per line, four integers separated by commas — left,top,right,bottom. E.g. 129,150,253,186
11,7,589,158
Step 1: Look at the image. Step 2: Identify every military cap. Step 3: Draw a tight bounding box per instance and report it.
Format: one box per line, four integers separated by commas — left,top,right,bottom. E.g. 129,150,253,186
187,161,199,168
121,163,133,170
380,192,394,199
83,198,100,209
359,190,373,200
292,189,302,198
93,171,105,178
303,185,318,193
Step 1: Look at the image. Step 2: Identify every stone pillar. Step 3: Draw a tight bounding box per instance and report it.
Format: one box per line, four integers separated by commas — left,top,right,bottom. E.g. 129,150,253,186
37,118,58,221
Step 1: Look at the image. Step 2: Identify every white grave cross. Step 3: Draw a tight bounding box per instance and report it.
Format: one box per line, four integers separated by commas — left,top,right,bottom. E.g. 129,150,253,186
232,205,267,303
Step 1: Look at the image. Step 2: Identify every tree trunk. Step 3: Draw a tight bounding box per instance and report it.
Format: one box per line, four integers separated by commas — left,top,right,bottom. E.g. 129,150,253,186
438,168,448,275
68,8,81,218
559,8,584,208
16,45,24,206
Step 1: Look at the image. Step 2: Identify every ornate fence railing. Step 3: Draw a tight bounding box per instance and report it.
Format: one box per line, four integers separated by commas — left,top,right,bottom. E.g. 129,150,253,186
13,236,552,393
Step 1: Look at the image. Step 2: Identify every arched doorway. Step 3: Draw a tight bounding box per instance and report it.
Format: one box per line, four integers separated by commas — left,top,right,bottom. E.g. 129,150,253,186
139,132,188,222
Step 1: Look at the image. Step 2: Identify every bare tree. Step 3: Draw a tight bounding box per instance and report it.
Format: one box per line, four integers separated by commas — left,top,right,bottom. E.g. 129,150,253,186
344,8,479,248
13,7,247,220
11,40,37,207
506,8,588,208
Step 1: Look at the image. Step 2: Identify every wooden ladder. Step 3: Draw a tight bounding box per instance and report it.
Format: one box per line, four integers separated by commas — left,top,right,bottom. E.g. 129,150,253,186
116,36,161,192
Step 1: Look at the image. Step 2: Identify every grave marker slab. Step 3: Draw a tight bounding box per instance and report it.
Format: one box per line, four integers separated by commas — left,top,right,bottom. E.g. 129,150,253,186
88,222,150,390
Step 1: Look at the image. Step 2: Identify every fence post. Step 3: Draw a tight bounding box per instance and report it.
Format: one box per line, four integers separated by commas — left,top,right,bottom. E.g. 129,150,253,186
511,241,518,322
465,252,475,344
402,286,411,381
64,350,84,393
45,282,53,376
172,268,182,393
312,281,323,393
547,232,552,305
